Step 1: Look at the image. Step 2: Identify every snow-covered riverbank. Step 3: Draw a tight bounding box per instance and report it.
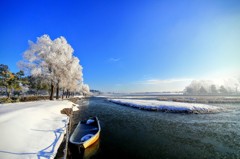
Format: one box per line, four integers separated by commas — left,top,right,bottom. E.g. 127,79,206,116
109,98,220,113
0,100,75,159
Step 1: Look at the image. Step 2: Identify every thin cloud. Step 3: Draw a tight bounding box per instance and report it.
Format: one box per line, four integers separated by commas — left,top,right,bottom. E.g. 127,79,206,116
108,58,120,62
131,78,193,92
137,78,193,85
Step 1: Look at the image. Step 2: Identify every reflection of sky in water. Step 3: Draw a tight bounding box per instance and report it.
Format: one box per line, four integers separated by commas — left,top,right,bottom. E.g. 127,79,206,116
75,97,240,159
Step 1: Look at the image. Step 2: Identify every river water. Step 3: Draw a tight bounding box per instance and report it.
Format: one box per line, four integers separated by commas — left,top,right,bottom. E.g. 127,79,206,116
73,96,240,159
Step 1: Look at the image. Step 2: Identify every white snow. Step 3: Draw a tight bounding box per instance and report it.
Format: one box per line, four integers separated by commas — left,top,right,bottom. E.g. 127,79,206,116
109,98,219,113
0,100,75,159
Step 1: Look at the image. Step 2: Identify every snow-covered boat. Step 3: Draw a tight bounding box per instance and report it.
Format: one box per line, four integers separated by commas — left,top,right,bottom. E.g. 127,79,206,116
69,117,100,148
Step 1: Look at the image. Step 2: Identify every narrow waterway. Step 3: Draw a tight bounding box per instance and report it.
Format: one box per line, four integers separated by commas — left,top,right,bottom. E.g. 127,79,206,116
72,97,240,159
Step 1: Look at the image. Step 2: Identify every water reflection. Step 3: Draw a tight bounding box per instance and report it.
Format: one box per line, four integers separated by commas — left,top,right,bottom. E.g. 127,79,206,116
69,139,100,159
72,97,240,159
83,140,100,159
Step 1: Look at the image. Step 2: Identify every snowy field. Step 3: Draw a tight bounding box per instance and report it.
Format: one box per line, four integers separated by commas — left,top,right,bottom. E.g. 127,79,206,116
109,98,220,113
0,100,76,159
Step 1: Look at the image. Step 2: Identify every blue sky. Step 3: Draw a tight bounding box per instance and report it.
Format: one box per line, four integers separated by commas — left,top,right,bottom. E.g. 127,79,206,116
0,0,240,92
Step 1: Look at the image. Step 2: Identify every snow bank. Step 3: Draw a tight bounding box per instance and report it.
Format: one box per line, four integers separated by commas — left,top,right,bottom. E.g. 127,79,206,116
74,95,84,98
0,100,75,159
108,99,219,113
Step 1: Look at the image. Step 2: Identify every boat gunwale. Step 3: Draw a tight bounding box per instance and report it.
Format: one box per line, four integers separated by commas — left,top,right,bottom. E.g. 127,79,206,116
69,117,101,145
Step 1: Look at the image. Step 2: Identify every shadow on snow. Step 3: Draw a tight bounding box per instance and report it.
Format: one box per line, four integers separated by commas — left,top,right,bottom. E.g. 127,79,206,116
0,119,67,159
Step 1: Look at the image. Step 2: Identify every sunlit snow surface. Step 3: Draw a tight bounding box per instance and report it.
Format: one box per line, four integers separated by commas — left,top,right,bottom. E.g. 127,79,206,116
109,99,220,113
0,100,76,159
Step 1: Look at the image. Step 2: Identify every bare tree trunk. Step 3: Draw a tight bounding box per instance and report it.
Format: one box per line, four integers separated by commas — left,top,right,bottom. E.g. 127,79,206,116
5,86,11,99
66,89,69,99
67,91,70,98
5,87,8,97
62,89,65,99
7,89,11,99
50,82,54,100
56,82,59,100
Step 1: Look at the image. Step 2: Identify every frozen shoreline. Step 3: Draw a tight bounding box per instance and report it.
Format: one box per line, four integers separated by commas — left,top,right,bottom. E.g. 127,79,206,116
0,100,76,159
157,95,240,104
108,98,220,113
98,94,240,103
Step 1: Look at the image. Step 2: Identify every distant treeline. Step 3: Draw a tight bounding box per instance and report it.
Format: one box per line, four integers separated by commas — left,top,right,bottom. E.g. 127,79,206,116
184,80,240,95
90,89,102,94
0,63,89,103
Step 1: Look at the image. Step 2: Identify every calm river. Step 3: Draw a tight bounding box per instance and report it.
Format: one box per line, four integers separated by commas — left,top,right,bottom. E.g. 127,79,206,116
73,96,240,159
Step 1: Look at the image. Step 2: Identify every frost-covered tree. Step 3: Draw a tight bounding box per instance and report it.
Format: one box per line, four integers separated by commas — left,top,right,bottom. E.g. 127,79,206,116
199,86,207,95
234,83,239,94
184,78,240,95
184,80,203,95
19,34,84,100
219,85,228,94
210,84,218,94
184,80,213,95
224,77,240,94
49,36,80,99
18,35,54,99
59,56,83,98
184,75,240,95
82,84,91,96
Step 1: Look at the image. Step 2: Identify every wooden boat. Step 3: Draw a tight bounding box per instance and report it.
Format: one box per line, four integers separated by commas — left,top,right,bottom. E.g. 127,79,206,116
69,117,100,149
